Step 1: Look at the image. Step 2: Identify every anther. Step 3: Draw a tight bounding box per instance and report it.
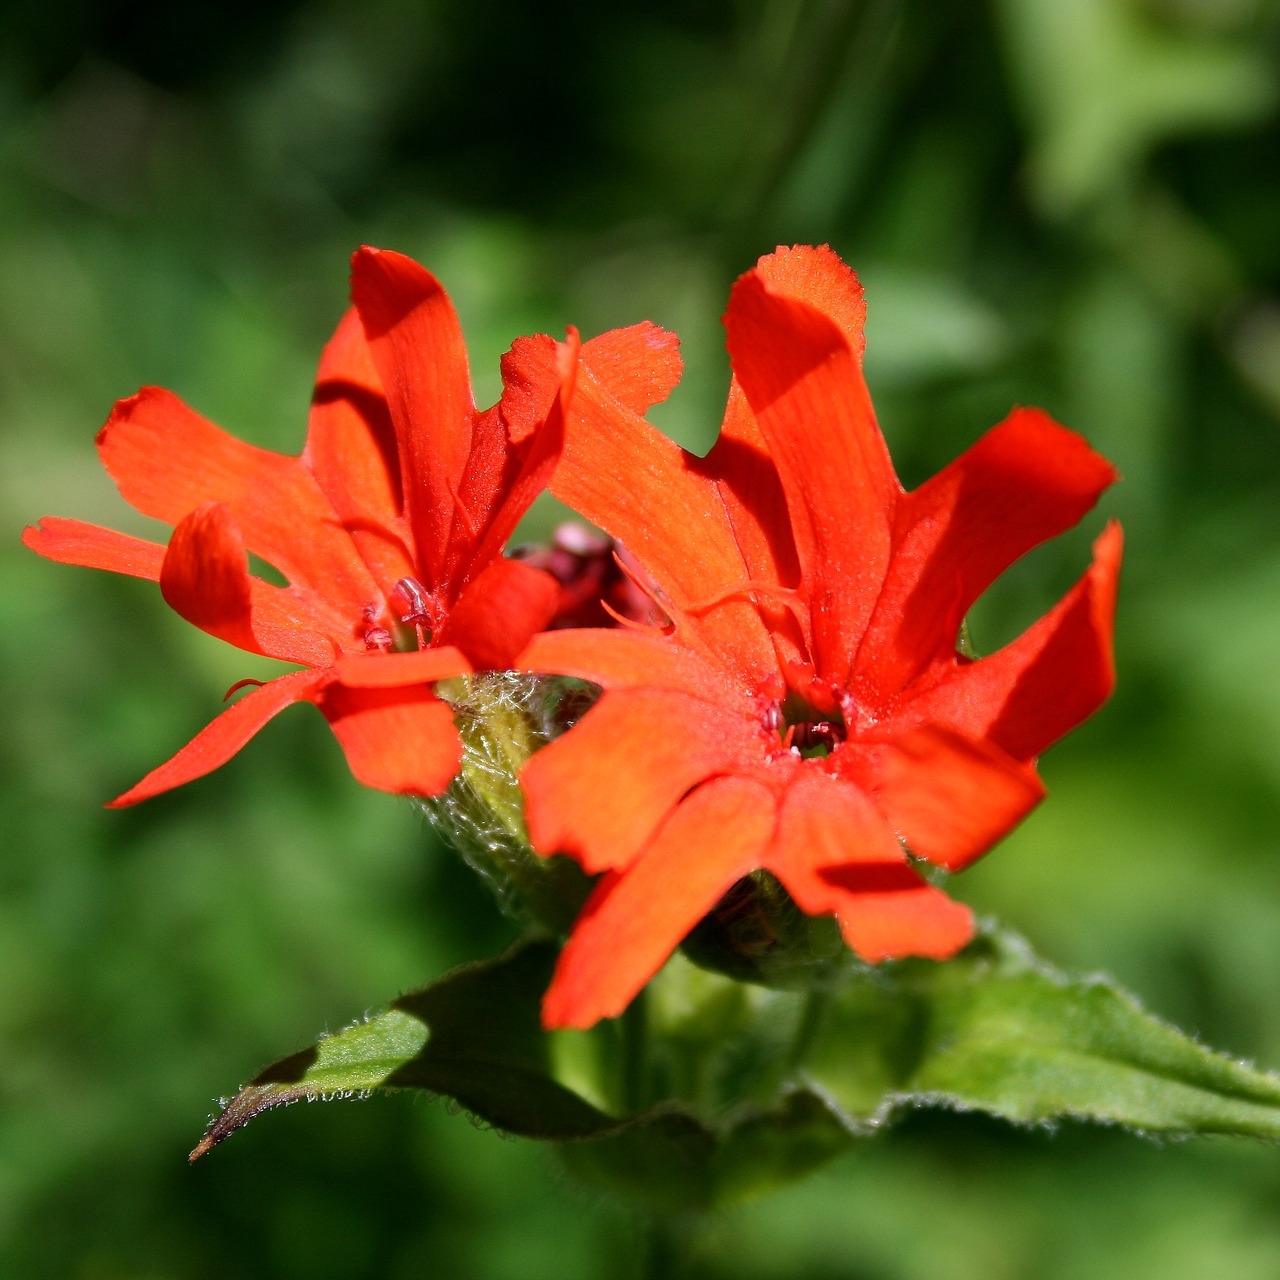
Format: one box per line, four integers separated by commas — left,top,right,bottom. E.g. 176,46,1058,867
791,721,842,753
360,603,393,652
392,577,430,622
392,576,433,647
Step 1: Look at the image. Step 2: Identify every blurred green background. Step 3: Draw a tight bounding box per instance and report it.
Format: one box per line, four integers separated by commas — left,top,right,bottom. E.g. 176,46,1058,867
4,0,1280,1275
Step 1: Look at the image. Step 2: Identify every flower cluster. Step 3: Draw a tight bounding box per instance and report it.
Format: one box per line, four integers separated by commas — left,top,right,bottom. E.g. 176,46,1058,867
24,244,1120,1031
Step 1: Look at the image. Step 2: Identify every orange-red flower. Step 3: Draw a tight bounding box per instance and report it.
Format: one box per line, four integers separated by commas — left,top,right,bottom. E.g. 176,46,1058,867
23,248,569,805
514,246,1122,1029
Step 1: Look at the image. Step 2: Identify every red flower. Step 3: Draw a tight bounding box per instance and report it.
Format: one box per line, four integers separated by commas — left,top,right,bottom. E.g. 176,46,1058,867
514,246,1122,1029
23,248,569,805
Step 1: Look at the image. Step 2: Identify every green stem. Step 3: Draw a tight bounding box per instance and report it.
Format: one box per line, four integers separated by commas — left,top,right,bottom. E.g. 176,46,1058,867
787,982,832,1074
620,988,649,1114
639,1213,693,1280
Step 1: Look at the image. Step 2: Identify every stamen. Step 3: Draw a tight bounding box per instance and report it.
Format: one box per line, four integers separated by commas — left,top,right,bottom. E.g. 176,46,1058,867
223,678,267,701
760,702,784,736
609,550,673,630
392,576,433,647
760,689,847,759
685,579,807,629
360,603,394,652
392,577,430,622
600,597,676,635
791,721,842,752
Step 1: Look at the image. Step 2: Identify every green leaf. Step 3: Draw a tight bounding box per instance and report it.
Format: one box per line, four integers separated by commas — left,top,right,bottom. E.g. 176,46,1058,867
191,939,609,1159
191,939,856,1211
807,928,1280,1137
554,1091,859,1214
194,925,1280,1213
555,1109,717,1213
708,1090,857,1206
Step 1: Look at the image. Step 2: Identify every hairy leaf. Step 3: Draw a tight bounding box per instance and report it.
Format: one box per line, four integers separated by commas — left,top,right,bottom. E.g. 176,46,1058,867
194,927,1280,1209
191,940,605,1158
807,928,1280,1137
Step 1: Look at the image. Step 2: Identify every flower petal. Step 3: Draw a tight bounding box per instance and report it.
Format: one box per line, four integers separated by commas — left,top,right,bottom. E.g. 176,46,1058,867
856,725,1045,871
857,407,1118,694
699,382,801,595
350,247,474,586
824,864,975,963
765,768,973,963
696,381,808,672
436,558,560,670
496,332,559,442
98,387,379,608
766,768,903,899
160,503,338,667
725,247,899,685
521,337,777,684
578,322,683,417
331,646,472,688
754,244,871,360
541,775,776,1029
518,627,740,701
160,501,254,648
454,331,576,580
303,307,416,594
501,324,681,439
108,668,328,807
520,688,760,874
22,517,166,580
903,521,1122,761
316,682,462,797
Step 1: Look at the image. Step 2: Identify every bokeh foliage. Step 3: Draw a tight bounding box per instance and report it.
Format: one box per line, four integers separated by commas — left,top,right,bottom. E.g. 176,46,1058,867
3,0,1280,1276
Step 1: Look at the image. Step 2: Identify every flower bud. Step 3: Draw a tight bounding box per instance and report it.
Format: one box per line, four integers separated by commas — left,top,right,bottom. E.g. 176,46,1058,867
680,871,845,989
421,672,594,934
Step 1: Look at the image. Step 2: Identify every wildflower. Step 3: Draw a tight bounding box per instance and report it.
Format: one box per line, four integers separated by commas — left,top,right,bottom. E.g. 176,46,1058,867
23,248,569,804
514,246,1122,1028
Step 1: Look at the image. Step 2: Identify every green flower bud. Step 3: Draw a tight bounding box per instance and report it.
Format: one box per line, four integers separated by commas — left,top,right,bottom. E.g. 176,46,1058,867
423,672,594,935
681,871,845,989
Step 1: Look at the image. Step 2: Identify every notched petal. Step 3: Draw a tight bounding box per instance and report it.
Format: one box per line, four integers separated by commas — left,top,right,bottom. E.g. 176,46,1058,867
317,682,462,797
160,502,256,649
906,521,1123,761
749,244,867,360
579,321,682,416
437,558,560,671
22,517,166,581
541,776,775,1030
109,669,328,807
866,725,1046,872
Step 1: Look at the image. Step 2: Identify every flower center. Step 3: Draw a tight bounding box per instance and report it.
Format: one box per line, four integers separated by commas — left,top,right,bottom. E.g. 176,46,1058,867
360,603,393,652
359,575,441,651
392,576,434,647
761,690,849,759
